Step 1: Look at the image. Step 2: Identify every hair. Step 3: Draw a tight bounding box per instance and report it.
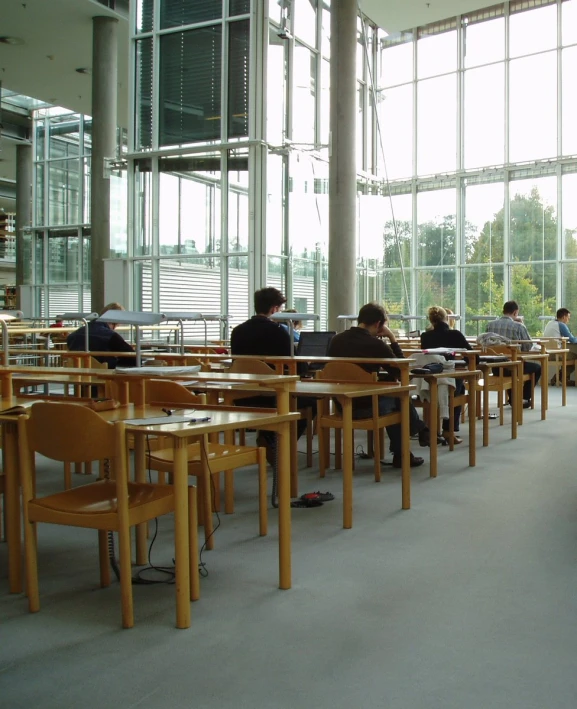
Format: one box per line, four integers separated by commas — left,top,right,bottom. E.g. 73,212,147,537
254,287,286,314
99,302,124,317
503,300,519,315
427,305,448,327
284,308,302,328
557,307,571,319
357,302,387,327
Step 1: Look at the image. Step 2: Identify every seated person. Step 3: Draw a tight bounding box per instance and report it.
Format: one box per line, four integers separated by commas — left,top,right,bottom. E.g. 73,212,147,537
543,308,577,345
230,287,315,465
485,300,541,408
327,302,427,469
66,302,136,369
420,306,472,445
280,308,302,344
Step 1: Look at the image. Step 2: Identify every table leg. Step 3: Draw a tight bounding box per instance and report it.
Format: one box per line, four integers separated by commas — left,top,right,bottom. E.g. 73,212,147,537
400,394,410,510
483,371,490,447
468,377,476,467
511,365,518,440
200,437,214,551
342,399,353,529
5,421,22,593
133,435,148,566
429,380,438,479
561,352,567,407
541,358,548,420
277,420,292,589
173,439,191,629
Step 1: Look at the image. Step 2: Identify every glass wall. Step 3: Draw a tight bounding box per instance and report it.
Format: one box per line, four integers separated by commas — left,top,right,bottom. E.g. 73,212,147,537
379,0,577,336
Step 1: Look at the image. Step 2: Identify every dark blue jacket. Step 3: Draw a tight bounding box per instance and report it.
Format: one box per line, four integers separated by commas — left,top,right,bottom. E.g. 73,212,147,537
66,319,135,368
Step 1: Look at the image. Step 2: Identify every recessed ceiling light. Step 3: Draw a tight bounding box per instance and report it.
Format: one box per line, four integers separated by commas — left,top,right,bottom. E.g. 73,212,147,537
75,67,91,75
0,36,25,45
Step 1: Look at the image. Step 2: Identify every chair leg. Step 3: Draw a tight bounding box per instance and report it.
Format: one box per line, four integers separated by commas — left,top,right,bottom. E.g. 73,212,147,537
118,527,134,629
373,429,381,482
257,447,268,536
24,517,40,613
335,428,342,470
98,530,111,587
306,409,313,468
63,462,72,490
188,486,200,602
318,424,327,478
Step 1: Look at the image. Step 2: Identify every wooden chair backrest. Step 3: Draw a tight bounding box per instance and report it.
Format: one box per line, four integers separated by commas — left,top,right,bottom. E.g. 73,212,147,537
146,379,206,406
480,344,519,360
61,355,109,370
229,358,275,375
22,402,120,463
317,361,375,383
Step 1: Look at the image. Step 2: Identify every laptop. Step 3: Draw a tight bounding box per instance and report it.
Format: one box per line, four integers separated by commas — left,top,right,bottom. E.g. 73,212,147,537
296,331,336,374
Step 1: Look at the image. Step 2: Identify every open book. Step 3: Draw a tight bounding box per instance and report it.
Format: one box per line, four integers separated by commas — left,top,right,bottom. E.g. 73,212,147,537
0,400,45,415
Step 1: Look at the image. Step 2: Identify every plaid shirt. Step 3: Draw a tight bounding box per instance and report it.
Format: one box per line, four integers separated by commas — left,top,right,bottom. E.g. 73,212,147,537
486,316,532,351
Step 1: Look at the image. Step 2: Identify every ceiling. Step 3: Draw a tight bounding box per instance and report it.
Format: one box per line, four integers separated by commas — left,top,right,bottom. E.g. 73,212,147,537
0,0,494,209
360,0,499,32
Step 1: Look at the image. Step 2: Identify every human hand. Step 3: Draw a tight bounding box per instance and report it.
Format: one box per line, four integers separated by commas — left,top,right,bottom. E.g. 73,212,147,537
378,324,396,343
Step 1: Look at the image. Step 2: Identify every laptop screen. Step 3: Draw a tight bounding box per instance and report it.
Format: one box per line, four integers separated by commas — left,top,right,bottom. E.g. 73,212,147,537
296,331,336,358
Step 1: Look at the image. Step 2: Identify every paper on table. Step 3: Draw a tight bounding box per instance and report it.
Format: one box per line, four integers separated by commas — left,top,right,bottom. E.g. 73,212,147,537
115,365,201,375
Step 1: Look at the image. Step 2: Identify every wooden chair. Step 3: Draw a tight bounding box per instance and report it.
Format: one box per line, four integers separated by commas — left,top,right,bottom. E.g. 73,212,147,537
146,379,268,546
18,402,197,629
228,358,314,466
316,361,401,482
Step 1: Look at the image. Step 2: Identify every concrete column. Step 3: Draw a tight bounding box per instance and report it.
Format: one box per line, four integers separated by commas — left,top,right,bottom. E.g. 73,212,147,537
15,143,33,292
91,16,118,313
328,0,357,330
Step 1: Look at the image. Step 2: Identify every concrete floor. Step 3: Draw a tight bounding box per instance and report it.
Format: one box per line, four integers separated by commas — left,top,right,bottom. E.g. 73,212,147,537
2,387,577,709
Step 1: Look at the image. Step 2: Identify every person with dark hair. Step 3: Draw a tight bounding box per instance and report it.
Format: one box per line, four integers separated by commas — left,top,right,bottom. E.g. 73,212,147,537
421,306,472,444
66,302,136,369
280,308,302,344
230,287,313,465
543,307,577,344
328,302,426,469
485,300,541,407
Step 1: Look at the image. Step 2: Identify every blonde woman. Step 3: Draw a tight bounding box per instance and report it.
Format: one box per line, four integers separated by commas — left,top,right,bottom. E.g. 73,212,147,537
420,306,471,444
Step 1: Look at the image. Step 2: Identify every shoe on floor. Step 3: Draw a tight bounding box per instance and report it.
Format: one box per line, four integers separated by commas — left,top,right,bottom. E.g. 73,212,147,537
418,428,430,447
523,400,532,409
442,431,463,445
392,452,424,468
256,434,276,466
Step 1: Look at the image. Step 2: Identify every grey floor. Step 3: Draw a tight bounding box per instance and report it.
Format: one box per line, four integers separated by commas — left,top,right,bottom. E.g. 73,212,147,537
2,387,577,709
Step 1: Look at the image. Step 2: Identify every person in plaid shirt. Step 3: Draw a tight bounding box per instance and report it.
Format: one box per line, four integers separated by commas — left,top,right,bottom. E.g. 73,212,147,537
486,301,541,407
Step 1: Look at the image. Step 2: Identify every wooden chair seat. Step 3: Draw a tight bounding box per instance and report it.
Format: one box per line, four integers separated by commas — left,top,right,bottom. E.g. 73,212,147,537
29,479,174,521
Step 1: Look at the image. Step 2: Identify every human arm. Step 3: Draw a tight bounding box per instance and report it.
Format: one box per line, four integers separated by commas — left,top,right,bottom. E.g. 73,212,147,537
557,321,577,344
377,323,404,359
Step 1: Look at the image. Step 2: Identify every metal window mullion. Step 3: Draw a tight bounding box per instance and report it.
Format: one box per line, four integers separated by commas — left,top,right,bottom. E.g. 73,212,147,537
412,30,418,179
315,0,322,148
152,0,161,151
504,172,511,300
221,13,229,143
557,0,562,158
455,176,463,319
504,1,510,166
457,16,464,172
411,181,417,313
221,148,229,312
128,0,137,154
151,156,159,311
557,163,563,304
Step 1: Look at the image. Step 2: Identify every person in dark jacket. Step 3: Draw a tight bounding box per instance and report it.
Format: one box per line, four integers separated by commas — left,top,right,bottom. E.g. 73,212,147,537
420,305,471,444
328,302,426,469
66,302,136,369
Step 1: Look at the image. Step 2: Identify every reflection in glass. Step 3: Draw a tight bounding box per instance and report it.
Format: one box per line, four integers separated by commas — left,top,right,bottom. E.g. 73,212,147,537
320,58,330,145
417,30,457,79
417,74,457,175
35,235,44,285
268,30,286,144
380,269,412,316
228,20,250,139
562,0,577,46
136,38,153,150
380,39,413,87
465,182,505,265
49,114,81,159
292,44,316,145
48,160,80,226
464,17,504,68
382,193,412,268
379,83,413,179
562,48,577,157
562,263,577,313
509,52,556,162
160,0,221,29
464,64,504,168
48,234,79,283
266,153,286,256
22,232,33,284
417,189,456,269
417,268,456,315
230,0,250,16
35,164,45,225
137,0,153,33
562,174,577,260
134,162,152,256
463,265,504,335
294,0,316,47
510,176,557,263
159,28,222,145
82,235,91,283
509,4,557,58
356,83,364,171
267,255,287,292
510,262,556,331
159,157,222,256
